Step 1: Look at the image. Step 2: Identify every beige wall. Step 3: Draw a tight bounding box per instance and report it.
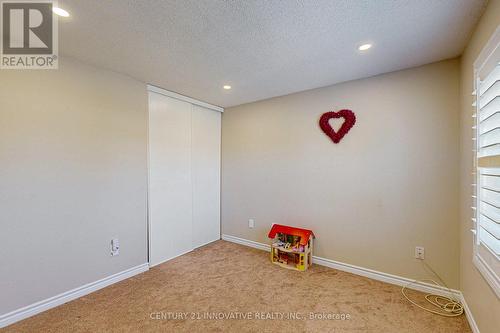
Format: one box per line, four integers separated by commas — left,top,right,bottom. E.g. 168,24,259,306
0,57,148,315
460,0,500,332
222,59,461,288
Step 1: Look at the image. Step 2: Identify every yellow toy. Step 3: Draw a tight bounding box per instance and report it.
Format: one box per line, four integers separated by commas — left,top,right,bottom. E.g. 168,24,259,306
268,224,315,271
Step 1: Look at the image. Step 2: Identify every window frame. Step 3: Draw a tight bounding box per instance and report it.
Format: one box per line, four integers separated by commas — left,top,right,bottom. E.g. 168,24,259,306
472,26,500,299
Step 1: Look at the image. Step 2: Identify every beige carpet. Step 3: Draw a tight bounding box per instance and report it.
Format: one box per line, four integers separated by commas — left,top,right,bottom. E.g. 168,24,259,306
5,240,471,332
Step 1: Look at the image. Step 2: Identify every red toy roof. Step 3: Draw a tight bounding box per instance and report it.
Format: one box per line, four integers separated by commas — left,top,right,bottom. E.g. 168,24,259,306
268,224,315,245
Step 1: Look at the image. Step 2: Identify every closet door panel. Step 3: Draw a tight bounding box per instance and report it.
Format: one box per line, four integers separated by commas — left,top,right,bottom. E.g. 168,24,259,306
149,92,193,266
192,105,221,248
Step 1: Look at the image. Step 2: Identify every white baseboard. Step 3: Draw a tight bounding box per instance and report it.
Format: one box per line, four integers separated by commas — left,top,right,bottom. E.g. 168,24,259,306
0,263,149,329
221,234,479,331
459,293,480,333
222,234,271,252
312,255,462,298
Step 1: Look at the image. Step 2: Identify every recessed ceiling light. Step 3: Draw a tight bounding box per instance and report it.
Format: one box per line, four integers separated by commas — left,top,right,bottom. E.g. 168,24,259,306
223,85,231,90
53,7,70,17
358,43,372,51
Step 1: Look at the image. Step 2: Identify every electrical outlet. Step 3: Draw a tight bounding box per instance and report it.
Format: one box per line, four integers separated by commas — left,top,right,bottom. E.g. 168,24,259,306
415,246,424,260
111,238,120,256
248,219,255,228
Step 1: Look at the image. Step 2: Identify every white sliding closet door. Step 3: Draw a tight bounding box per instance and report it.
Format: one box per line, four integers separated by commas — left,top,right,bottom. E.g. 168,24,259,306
192,105,221,248
149,92,193,266
148,88,221,267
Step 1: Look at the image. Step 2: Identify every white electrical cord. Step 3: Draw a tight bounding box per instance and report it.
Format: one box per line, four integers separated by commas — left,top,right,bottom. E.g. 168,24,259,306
401,261,464,317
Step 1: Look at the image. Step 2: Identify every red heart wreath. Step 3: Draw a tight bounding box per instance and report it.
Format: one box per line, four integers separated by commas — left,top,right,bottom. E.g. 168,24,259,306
319,109,356,144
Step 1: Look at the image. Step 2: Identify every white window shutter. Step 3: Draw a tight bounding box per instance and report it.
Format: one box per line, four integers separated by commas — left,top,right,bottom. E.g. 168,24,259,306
473,27,500,298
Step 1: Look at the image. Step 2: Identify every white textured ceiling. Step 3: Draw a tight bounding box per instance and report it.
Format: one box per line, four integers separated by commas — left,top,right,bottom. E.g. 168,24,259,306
59,0,486,107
